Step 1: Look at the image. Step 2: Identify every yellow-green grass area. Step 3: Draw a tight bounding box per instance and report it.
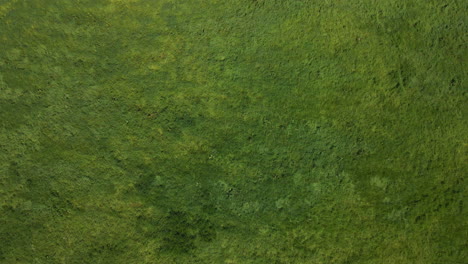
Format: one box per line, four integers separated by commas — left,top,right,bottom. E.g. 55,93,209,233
0,0,466,263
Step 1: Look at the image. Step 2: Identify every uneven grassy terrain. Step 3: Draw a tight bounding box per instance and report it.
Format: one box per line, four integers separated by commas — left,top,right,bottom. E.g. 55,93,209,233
0,0,466,263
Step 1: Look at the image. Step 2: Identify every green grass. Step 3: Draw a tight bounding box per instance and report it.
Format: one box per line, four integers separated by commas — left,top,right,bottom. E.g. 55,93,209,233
1,0,466,263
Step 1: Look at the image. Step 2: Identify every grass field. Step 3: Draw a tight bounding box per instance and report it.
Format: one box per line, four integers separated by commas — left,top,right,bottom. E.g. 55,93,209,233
0,0,466,263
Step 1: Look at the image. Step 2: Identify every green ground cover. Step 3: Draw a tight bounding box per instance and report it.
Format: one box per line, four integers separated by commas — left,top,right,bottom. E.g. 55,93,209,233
0,0,466,263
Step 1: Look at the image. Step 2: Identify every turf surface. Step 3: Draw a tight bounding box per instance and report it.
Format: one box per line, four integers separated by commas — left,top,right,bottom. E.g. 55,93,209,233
0,0,466,263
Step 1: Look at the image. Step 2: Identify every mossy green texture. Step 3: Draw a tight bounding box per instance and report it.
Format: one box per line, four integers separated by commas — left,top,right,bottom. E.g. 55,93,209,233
0,0,466,263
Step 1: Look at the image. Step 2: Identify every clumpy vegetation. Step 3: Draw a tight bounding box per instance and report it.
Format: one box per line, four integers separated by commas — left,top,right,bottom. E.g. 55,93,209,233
0,0,466,263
